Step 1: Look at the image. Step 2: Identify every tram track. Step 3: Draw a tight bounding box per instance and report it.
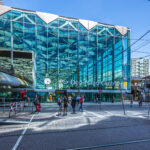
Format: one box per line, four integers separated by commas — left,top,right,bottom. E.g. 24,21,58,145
66,138,150,150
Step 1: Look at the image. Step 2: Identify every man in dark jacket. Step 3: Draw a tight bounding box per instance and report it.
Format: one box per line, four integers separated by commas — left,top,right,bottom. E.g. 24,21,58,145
71,96,76,114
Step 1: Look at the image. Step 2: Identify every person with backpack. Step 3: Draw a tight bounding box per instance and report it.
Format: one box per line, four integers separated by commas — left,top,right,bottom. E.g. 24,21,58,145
76,95,80,106
57,96,62,116
63,96,69,115
79,96,83,112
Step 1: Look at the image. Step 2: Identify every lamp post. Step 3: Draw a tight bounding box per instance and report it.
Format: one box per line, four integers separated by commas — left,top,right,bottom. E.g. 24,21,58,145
77,63,80,96
44,77,51,101
10,19,14,74
120,80,126,115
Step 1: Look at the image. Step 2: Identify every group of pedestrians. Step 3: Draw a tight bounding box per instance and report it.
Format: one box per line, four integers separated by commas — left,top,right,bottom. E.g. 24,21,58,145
129,92,143,107
57,96,68,116
57,95,84,116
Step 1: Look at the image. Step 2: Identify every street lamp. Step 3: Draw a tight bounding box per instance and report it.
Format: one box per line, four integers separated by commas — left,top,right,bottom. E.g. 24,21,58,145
10,33,15,73
120,80,126,115
44,77,51,102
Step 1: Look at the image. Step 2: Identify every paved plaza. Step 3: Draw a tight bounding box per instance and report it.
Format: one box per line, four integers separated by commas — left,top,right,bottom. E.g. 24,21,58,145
0,102,150,150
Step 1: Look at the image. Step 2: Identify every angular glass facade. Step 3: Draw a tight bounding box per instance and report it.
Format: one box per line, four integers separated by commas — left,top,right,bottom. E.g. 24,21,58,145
0,6,131,93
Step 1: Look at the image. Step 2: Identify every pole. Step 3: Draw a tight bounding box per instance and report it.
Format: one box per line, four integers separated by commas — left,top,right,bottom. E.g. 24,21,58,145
11,35,13,66
120,83,126,115
77,64,80,96
10,22,14,73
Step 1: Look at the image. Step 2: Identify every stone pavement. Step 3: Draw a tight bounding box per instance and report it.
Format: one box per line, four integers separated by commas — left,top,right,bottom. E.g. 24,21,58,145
0,103,150,150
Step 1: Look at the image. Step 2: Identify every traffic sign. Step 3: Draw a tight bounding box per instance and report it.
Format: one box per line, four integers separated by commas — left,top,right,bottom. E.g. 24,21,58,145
124,82,127,89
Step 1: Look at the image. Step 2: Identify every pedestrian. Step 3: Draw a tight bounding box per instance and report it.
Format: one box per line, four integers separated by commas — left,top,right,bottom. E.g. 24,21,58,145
71,96,76,114
63,96,69,115
98,96,101,104
57,96,62,116
68,95,72,104
38,96,41,111
130,97,133,107
34,96,41,113
79,96,83,111
96,97,98,103
20,89,27,109
148,103,150,117
138,92,143,107
112,95,114,103
49,94,53,103
76,95,80,106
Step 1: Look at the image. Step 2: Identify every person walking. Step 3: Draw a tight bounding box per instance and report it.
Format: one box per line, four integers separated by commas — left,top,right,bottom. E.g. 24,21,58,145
38,96,41,112
96,97,98,103
68,95,72,104
79,96,83,111
138,92,143,107
57,96,62,116
63,96,69,115
130,98,133,107
49,94,53,103
20,89,27,109
71,96,76,114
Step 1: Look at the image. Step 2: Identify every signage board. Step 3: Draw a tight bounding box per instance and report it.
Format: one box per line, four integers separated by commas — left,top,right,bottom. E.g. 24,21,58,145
124,82,127,89
55,90,67,95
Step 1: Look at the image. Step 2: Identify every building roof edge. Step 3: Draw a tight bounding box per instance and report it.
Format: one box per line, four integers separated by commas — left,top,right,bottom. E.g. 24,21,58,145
2,5,130,30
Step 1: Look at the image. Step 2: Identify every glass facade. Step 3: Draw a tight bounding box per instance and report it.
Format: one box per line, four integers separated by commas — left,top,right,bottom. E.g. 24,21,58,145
0,7,131,93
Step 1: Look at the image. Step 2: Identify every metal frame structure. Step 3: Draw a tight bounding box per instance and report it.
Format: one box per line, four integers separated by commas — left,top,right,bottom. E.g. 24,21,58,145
0,5,131,94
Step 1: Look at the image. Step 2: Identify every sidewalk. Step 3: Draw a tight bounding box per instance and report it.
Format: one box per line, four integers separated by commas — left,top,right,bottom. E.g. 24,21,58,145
0,102,149,124
0,103,34,123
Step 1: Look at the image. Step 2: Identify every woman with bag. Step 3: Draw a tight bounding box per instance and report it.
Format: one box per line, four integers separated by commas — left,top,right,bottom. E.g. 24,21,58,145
57,96,62,116
34,96,41,113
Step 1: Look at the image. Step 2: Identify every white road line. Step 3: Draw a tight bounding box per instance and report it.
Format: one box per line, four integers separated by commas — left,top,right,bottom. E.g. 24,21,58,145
12,114,35,150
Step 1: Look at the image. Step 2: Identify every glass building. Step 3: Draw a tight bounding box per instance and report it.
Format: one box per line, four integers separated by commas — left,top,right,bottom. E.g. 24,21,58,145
0,5,131,99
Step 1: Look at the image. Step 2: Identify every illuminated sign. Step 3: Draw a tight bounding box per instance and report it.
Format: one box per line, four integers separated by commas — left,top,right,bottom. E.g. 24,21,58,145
61,80,121,86
55,90,67,94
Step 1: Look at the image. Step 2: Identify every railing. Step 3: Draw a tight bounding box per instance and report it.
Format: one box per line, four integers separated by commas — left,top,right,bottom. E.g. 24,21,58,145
0,98,35,117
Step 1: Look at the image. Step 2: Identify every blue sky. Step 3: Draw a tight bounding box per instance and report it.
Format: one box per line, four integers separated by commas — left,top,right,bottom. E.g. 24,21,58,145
4,0,150,58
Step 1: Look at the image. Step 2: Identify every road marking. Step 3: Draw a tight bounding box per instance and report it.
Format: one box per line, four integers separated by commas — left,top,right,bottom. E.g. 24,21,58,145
66,138,150,150
12,114,35,150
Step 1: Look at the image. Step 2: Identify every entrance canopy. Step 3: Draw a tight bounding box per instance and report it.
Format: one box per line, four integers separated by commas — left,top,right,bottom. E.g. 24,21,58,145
0,71,28,87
